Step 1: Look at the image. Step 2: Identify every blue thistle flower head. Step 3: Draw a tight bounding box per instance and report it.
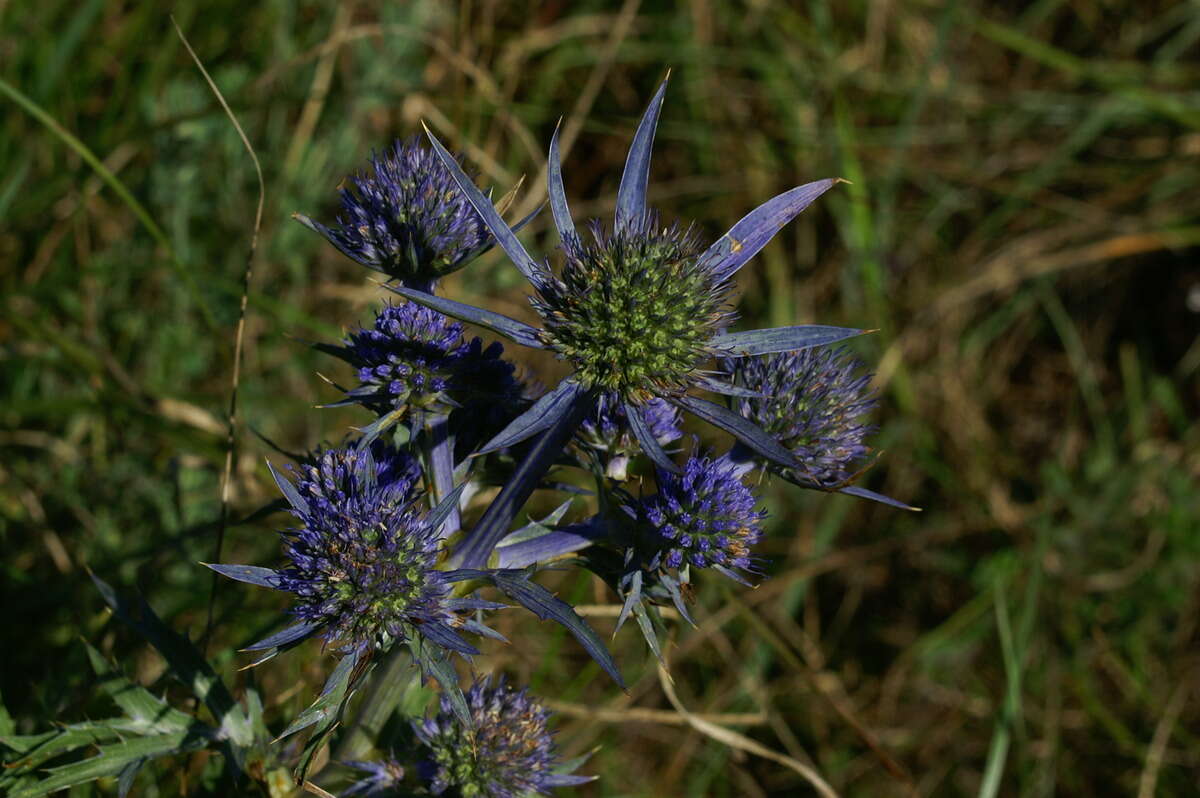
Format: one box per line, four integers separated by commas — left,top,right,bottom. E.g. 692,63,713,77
296,137,491,285
296,442,422,516
268,445,483,655
630,454,765,582
342,300,467,412
414,677,589,798
334,300,525,426
732,347,877,488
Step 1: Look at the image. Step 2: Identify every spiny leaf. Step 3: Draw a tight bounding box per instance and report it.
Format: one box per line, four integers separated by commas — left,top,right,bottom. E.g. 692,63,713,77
423,124,543,283
276,649,360,742
547,122,576,243
672,394,797,471
202,563,281,590
89,574,253,747
700,178,841,280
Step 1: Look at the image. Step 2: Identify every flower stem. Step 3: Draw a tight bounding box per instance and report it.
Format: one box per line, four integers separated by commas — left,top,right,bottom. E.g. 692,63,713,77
449,389,599,569
424,412,460,539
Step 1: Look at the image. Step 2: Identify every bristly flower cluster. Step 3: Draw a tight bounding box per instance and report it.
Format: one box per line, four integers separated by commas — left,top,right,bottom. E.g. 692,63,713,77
631,454,765,583
731,346,877,488
209,445,501,660
387,75,879,577
295,137,491,286
276,447,459,652
533,216,734,403
413,678,591,797
324,300,526,441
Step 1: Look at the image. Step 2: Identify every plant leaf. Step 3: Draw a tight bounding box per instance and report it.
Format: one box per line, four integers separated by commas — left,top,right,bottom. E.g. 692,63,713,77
411,636,472,729
495,525,600,569
276,650,359,742
838,484,919,511
625,401,681,474
242,621,321,652
267,460,308,515
694,375,770,399
547,122,576,242
292,213,379,271
488,570,624,689
671,394,797,471
425,483,467,536
497,498,575,547
84,643,192,734
9,730,212,798
202,563,281,589
89,574,253,747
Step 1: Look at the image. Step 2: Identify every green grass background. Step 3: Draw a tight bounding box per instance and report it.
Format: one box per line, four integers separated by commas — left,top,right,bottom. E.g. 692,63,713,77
2,1,1198,795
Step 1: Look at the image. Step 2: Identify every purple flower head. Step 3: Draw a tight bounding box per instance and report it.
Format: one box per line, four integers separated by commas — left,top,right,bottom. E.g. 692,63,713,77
631,454,765,583
336,300,526,430
296,137,490,285
343,757,406,796
414,677,590,798
271,446,483,655
342,300,467,412
295,442,422,518
732,347,877,488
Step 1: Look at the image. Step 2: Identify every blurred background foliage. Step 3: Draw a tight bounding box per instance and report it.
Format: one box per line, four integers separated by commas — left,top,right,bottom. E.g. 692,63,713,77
2,0,1198,795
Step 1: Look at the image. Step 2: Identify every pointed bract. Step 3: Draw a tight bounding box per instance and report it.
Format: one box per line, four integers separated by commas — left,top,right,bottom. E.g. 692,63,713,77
476,380,582,455
700,178,841,280
712,324,868,357
202,563,281,590
839,484,920,511
615,76,669,234
424,125,544,283
385,282,545,350
547,122,576,243
625,400,681,474
672,394,799,471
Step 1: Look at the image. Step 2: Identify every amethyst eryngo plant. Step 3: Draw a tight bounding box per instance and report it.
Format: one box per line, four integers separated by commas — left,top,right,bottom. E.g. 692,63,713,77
6,75,915,798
